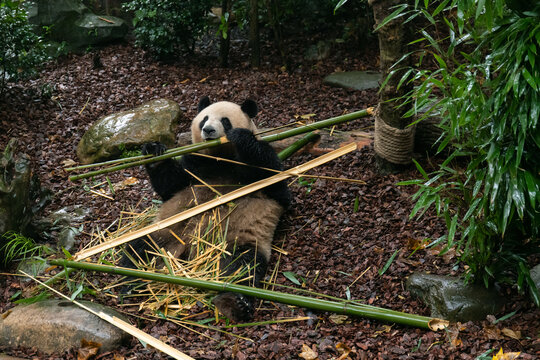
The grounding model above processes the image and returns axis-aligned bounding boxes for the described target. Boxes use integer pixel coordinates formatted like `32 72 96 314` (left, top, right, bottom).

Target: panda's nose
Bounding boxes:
202 126 217 137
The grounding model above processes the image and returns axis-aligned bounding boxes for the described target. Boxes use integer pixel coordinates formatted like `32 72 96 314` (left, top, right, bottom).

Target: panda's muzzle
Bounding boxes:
202 125 218 140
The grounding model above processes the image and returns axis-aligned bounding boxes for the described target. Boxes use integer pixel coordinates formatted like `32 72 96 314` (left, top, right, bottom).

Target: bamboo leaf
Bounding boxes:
378 249 400 276
283 271 301 286
374 4 409 31
522 68 538 90
412 159 429 180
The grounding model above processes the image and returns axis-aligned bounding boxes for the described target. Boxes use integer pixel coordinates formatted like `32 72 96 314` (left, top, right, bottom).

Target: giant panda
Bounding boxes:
120 96 291 322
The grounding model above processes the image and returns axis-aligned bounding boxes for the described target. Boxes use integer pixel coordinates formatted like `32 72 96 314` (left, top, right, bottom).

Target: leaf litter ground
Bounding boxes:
0 40 539 359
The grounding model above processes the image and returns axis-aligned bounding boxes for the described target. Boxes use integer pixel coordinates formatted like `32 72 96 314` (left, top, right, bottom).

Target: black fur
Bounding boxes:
241 99 258 118
198 96 211 112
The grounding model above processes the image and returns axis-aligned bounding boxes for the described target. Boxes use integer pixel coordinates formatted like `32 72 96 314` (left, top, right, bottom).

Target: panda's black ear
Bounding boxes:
241 99 258 118
198 96 211 113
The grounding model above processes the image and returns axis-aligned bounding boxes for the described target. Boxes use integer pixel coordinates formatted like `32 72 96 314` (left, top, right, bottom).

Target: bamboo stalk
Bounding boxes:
73 144 357 261
68 108 373 181
277 132 320 160
48 259 448 330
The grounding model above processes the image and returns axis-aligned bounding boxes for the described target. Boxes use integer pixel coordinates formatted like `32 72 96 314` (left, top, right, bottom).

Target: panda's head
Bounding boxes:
191 96 258 144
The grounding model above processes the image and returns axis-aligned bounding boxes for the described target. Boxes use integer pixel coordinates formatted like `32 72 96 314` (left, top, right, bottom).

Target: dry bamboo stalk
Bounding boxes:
73 143 356 261
20 271 194 360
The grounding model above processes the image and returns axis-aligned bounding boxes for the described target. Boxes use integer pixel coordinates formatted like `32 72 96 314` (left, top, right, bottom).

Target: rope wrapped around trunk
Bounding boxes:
374 113 416 165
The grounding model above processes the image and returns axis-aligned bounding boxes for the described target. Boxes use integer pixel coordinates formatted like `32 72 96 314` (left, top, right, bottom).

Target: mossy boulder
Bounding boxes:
77 99 182 164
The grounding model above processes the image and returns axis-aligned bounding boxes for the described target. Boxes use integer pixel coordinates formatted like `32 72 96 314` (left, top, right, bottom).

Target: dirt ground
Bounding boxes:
1 36 539 360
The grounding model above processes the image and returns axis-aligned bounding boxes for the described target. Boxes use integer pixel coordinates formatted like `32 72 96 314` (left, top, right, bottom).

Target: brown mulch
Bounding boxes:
1 38 539 360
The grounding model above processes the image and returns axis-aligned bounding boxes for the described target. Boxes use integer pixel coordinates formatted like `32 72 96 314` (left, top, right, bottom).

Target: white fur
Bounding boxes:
191 101 257 143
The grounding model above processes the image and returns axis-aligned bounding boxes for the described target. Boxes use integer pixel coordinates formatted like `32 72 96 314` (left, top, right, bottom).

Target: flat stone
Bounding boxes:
0 300 130 354
407 272 506 322
77 98 182 164
323 71 382 91
0 355 30 360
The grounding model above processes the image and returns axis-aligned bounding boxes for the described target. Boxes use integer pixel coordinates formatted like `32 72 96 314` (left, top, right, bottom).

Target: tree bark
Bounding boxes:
219 0 233 67
369 0 413 174
249 0 260 67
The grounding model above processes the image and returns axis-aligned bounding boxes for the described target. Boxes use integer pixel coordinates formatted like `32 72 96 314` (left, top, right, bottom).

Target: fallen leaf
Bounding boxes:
492 347 521 360
298 344 318 360
336 342 352 360
483 325 502 340
62 158 77 167
113 176 139 191
372 324 394 337
446 324 462 349
501 328 521 340
329 314 349 325
77 339 101 360
407 237 427 251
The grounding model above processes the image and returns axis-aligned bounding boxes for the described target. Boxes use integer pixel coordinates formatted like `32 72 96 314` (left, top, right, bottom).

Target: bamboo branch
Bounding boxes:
68 108 373 181
73 143 357 261
277 132 320 160
47 260 449 330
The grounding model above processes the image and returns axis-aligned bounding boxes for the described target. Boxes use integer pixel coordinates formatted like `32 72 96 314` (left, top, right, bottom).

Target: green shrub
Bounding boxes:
123 0 213 59
0 0 46 92
389 1 540 302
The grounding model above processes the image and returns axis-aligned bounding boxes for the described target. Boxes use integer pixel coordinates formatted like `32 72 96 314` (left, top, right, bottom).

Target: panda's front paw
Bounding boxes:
225 128 256 145
142 142 167 156
212 292 254 322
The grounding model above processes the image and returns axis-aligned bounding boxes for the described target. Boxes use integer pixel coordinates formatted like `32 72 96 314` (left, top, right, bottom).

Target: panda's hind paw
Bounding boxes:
212 292 254 322
142 142 167 156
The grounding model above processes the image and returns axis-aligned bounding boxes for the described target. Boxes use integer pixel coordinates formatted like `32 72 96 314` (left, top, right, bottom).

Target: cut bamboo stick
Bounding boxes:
73 143 357 261
47 260 449 330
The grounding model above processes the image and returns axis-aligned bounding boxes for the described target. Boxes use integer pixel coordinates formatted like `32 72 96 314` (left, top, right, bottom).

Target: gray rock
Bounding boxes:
27 0 127 48
0 139 51 253
407 272 506 322
531 264 540 292
0 300 130 354
323 71 382 91
35 205 90 250
66 13 128 48
77 99 182 164
0 354 30 360
304 40 332 61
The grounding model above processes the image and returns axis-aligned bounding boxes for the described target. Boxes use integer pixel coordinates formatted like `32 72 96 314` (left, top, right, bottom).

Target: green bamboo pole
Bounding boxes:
277 132 320 161
48 259 446 330
68 108 373 181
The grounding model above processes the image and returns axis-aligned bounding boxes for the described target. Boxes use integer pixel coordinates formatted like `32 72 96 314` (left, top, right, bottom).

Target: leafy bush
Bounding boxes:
123 0 213 59
0 0 46 92
390 1 540 302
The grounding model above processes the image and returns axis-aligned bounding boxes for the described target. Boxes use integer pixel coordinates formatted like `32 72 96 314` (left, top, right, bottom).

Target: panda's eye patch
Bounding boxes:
221 117 232 132
199 116 209 130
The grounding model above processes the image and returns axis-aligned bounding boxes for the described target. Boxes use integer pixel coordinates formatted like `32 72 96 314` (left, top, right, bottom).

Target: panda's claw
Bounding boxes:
142 142 167 156
212 292 255 322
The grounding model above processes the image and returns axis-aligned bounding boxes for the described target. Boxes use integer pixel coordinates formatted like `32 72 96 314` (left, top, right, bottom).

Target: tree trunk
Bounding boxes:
249 0 260 67
265 0 289 70
219 0 233 67
369 0 414 174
